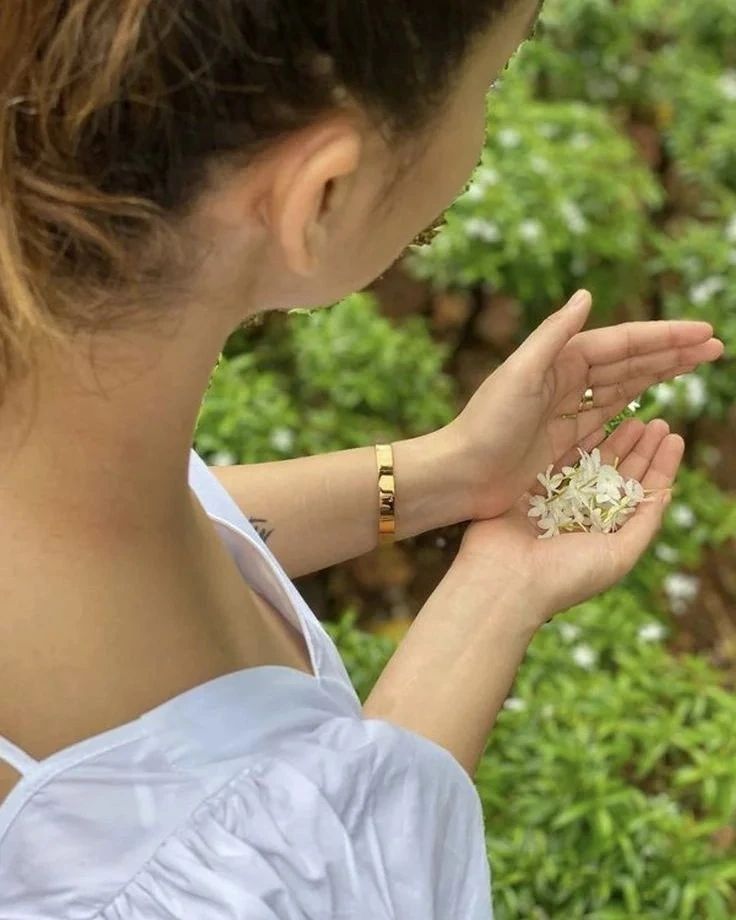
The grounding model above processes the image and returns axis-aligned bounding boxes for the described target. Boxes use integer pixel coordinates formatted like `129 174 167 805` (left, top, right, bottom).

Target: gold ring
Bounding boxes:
578 387 594 412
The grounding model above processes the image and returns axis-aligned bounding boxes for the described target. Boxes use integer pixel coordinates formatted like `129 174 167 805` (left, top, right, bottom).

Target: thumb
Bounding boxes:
615 489 671 565
516 289 592 372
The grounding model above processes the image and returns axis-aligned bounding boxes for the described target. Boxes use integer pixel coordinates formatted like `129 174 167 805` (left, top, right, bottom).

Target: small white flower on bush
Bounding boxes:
571 643 597 669
718 70 736 101
682 374 707 413
528 448 646 538
663 572 700 615
652 381 675 406
503 697 527 712
638 622 667 643
670 503 695 528
477 166 500 187
559 622 581 643
559 200 588 234
530 154 551 174
465 218 501 243
498 127 521 148
462 183 486 203
270 427 295 453
461 166 499 203
655 543 679 564
690 276 726 306
519 219 543 243
210 449 236 466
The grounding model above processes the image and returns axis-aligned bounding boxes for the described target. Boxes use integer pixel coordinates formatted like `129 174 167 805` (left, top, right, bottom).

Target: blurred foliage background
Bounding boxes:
195 0 736 915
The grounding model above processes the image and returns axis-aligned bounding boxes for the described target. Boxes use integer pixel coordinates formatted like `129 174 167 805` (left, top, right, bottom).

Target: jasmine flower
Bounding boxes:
670 504 695 528
571 644 597 669
528 448 647 538
663 572 700 614
638 622 667 643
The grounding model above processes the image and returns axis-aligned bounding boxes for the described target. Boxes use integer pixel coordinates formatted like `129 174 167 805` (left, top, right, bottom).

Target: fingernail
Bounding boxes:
567 290 589 310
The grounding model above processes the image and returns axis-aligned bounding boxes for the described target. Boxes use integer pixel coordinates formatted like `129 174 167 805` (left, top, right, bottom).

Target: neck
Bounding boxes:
0 304 230 549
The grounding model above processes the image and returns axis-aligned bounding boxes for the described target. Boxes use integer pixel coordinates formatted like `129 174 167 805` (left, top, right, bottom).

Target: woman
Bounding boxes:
0 1 723 917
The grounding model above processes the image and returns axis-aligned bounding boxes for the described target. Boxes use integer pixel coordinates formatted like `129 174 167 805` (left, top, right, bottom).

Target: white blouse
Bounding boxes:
0 447 494 919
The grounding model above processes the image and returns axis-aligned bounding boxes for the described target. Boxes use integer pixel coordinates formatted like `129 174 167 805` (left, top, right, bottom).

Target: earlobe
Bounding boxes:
277 128 362 278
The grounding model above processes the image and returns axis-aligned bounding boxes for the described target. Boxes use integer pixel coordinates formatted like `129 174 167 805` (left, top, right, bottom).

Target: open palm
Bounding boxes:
456 417 683 626
451 291 722 521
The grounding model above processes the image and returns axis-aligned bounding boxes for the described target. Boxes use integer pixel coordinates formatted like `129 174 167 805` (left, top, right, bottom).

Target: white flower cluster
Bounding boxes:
528 447 645 539
559 199 588 235
465 218 501 242
651 373 708 413
663 572 700 615
690 275 726 306
638 621 667 643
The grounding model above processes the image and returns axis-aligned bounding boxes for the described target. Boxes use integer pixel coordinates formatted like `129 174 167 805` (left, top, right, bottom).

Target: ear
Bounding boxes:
271 123 362 277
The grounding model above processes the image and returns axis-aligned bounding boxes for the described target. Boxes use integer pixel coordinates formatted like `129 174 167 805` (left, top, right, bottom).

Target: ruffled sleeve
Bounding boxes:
102 715 493 920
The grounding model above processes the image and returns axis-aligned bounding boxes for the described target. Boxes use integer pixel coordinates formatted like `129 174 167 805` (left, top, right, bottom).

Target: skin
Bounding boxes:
0 0 724 795
363 416 686 776
0 0 546 798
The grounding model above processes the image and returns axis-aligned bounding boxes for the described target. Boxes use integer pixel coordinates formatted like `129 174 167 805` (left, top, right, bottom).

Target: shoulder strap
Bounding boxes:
187 446 361 694
188 447 262 542
0 735 37 775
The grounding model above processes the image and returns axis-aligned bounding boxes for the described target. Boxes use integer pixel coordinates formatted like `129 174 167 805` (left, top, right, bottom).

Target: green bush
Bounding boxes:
516 0 735 120
512 0 667 110
642 216 736 420
325 594 736 919
193 1 736 913
407 79 661 326
194 293 457 462
650 48 736 199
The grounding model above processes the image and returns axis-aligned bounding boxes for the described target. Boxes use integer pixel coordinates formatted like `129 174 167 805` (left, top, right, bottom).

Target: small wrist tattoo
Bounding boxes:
249 517 275 543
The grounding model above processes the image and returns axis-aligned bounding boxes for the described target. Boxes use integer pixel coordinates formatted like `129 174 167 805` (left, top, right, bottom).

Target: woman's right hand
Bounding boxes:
455 416 683 627
363 417 682 777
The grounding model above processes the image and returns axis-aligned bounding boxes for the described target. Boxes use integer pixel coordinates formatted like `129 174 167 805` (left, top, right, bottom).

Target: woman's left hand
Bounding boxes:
443 289 724 520
455 417 684 625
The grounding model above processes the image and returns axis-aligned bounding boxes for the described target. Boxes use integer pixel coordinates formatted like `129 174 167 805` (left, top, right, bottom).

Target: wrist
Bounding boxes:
448 550 550 636
364 547 541 776
390 426 476 541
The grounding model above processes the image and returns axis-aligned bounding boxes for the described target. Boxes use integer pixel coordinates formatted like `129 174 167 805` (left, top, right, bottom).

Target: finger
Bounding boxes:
553 418 645 474
533 420 644 498
616 419 671 481
513 290 592 379
596 419 649 468
565 362 696 434
556 355 710 414
556 374 641 415
588 337 724 387
572 320 714 367
614 434 685 560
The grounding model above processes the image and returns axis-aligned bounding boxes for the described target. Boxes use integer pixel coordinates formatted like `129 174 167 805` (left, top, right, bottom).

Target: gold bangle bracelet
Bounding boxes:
375 443 396 545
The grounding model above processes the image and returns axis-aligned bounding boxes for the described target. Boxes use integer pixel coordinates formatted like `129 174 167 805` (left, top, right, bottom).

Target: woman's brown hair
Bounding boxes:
0 0 511 398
